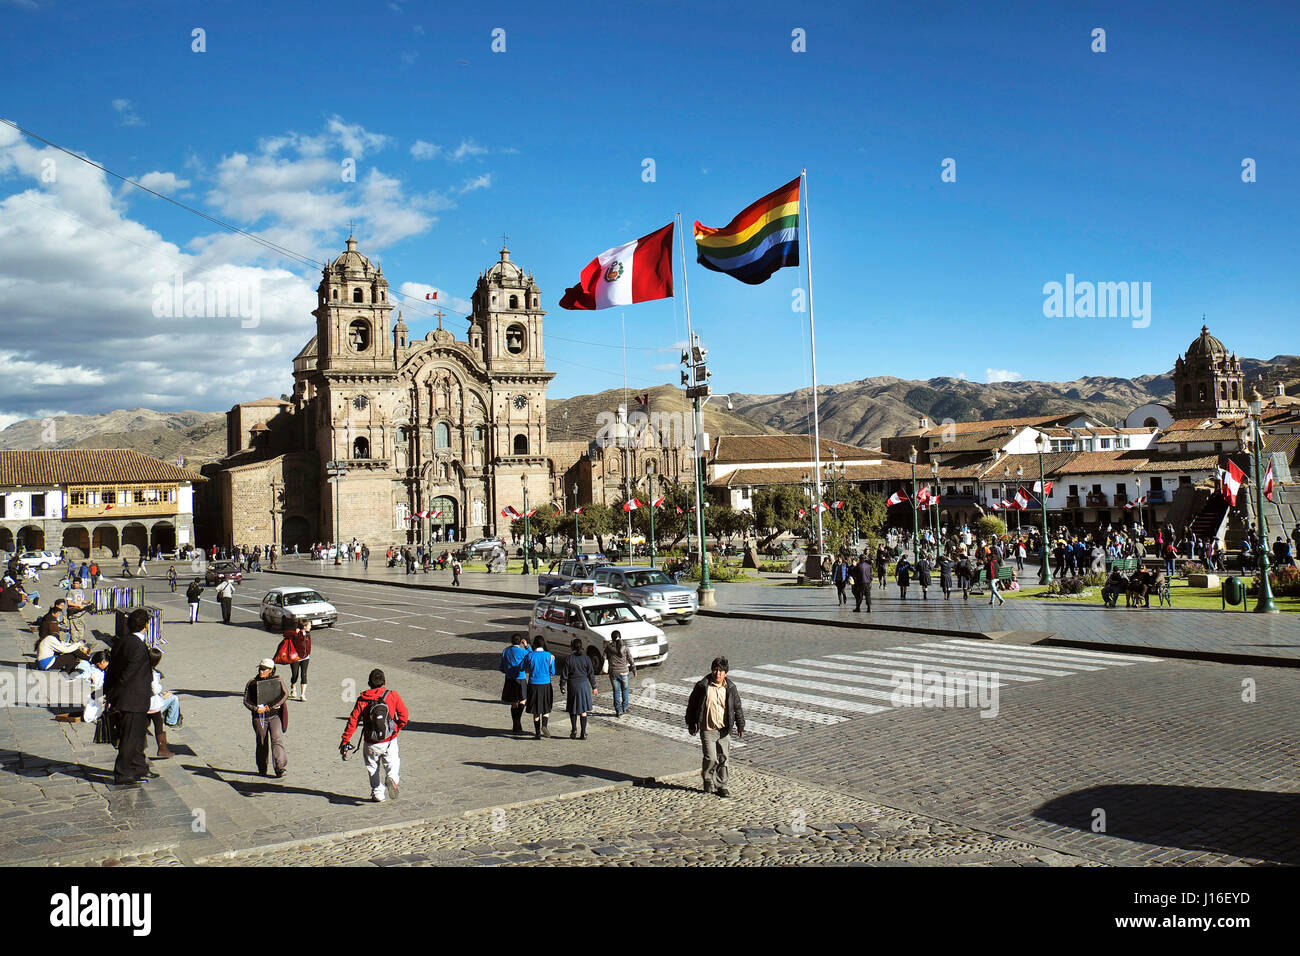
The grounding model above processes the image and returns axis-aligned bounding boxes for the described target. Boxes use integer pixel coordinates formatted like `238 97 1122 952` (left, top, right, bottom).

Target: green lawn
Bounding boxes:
1004 578 1300 612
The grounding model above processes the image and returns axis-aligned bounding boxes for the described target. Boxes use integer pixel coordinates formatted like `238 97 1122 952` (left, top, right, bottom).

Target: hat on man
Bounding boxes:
258 658 275 670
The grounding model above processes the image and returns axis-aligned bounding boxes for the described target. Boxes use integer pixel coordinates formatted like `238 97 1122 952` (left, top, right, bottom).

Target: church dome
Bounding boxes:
484 246 524 283
328 236 375 276
1185 324 1228 362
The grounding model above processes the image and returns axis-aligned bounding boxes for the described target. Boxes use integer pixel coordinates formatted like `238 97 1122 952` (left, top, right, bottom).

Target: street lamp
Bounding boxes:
930 460 940 541
325 460 347 565
521 474 531 576
646 460 657 568
1248 387 1277 613
1034 434 1051 585
571 483 579 557
907 447 919 562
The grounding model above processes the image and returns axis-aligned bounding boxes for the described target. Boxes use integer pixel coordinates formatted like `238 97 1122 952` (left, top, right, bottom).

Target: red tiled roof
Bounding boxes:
0 450 205 486
711 435 880 465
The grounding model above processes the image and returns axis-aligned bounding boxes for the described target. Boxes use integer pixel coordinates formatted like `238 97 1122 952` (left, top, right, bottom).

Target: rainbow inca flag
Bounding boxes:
693 176 800 284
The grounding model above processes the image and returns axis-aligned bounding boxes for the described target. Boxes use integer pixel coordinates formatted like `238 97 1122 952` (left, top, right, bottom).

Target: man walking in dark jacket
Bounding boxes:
853 555 872 612
104 608 155 786
685 657 745 797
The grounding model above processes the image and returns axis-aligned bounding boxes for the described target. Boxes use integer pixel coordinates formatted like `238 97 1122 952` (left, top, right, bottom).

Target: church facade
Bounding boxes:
200 236 560 550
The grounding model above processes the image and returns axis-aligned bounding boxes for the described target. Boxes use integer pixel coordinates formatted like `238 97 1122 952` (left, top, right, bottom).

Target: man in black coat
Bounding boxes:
853 555 872 612
685 657 745 797
104 608 155 786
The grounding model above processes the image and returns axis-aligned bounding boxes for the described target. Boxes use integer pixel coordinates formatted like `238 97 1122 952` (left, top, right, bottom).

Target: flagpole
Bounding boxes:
678 212 713 603
622 312 634 550
803 169 826 564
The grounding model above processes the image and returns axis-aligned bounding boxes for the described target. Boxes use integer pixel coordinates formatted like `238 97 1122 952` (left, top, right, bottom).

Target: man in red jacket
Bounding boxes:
340 668 409 802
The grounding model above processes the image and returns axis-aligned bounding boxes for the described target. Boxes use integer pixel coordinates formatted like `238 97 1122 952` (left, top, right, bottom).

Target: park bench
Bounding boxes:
969 566 1014 595
1108 557 1138 574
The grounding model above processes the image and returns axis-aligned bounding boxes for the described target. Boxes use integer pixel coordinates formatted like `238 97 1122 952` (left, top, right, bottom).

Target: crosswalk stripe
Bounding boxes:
791 658 1010 688
629 696 796 738
913 643 1105 671
620 714 744 748
735 668 920 704
720 680 890 715
753 664 988 701
653 683 849 725
943 638 1163 664
823 654 1039 683
845 649 1074 677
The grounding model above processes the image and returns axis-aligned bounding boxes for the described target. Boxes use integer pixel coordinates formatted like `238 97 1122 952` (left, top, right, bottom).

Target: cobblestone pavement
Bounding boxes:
199 768 1094 867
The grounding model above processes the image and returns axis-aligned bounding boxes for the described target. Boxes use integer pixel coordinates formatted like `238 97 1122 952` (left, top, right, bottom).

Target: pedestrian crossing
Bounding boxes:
618 639 1162 747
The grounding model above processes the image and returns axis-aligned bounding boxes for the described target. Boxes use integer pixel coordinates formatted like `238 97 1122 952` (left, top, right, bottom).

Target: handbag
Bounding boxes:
273 637 300 665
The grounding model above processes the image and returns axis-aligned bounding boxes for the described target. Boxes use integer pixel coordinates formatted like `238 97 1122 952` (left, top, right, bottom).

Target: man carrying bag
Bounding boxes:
340 668 409 803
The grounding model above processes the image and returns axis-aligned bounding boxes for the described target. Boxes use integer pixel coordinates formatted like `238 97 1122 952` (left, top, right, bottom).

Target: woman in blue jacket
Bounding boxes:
499 634 531 734
522 636 556 739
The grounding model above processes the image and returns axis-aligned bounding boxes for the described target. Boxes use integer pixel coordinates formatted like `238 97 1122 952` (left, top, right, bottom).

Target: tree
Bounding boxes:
527 504 563 552
629 478 691 550
975 515 1007 540
577 503 615 553
751 483 808 549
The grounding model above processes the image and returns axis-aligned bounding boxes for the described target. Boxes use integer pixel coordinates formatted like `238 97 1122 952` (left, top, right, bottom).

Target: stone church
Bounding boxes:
199 236 563 550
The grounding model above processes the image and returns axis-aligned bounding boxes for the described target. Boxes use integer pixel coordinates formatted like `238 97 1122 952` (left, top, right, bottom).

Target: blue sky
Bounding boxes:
0 0 1297 424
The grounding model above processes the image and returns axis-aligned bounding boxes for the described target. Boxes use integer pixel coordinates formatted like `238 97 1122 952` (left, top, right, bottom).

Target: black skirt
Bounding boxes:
525 683 553 716
501 676 526 704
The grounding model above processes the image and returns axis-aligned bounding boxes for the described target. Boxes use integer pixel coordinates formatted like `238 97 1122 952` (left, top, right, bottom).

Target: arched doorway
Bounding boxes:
0 527 13 552
92 525 119 557
62 526 90 560
16 525 44 551
427 496 458 544
283 515 312 552
150 521 176 554
121 523 148 559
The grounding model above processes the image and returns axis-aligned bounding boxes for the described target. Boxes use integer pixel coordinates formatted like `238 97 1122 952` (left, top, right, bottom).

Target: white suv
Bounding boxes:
529 588 668 665
17 550 61 570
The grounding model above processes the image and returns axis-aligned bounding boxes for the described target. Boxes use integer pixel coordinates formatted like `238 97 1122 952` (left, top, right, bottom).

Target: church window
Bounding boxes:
473 425 484 442
1220 382 1227 401
381 291 385 301
506 324 526 354
396 426 408 443
509 295 519 309
353 287 364 303
348 320 370 351
513 434 529 455
1231 382 1239 401
1197 384 1207 402
1182 385 1191 403
436 422 450 449
332 289 338 301
353 437 370 459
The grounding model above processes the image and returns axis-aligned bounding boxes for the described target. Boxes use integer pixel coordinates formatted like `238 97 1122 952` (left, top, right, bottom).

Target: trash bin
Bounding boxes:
1221 576 1246 610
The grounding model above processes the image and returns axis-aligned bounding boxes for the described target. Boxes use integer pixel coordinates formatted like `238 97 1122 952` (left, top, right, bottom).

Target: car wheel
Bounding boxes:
679 617 692 625
262 614 274 631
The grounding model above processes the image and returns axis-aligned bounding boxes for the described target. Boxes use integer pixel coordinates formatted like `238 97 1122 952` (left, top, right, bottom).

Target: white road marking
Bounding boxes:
912 643 1104 670
348 632 366 638
788 659 1009 689
712 679 890 715
846 649 1073 677
825 654 1039 683
652 683 849 726
736 667 916 704
407 625 426 630
629 695 796 738
942 638 1163 664
436 629 457 636
620 714 744 748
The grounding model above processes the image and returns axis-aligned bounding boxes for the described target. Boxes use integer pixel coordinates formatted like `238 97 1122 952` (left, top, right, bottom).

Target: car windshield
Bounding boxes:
625 571 671 588
284 591 325 606
581 603 640 627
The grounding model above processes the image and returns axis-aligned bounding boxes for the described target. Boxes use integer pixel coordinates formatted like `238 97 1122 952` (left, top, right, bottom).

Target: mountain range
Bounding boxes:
2 355 1296 462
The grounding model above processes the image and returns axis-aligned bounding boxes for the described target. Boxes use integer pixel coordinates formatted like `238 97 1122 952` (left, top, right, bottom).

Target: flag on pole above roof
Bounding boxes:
559 222 674 310
694 176 800 285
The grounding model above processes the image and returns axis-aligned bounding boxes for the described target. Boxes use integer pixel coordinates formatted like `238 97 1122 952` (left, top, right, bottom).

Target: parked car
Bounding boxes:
537 556 612 595
467 537 507 554
529 589 668 665
260 586 339 630
17 550 61 570
205 561 243 586
591 565 698 624
544 580 663 624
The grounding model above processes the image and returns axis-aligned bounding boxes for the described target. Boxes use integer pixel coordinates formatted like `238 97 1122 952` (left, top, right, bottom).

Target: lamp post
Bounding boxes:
1248 388 1277 613
907 448 919 562
1034 435 1051 585
325 460 346 565
930 460 940 542
521 475 531 576
646 460 657 568
571 484 580 557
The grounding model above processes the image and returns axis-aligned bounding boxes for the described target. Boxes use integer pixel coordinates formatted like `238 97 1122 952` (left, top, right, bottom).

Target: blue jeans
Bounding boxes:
1165 559 1175 576
610 674 629 714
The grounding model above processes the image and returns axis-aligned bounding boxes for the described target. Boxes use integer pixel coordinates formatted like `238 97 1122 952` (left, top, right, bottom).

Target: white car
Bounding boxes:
529 589 668 665
260 586 339 630
17 550 61 570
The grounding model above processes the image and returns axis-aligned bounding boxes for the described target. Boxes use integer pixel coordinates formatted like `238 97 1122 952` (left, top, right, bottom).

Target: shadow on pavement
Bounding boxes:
403 720 517 739
175 689 244 698
411 651 498 670
463 761 642 783
182 763 371 805
1033 784 1300 865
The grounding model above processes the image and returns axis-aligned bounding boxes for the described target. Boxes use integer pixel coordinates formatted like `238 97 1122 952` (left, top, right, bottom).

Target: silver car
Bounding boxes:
260 586 339 630
592 566 698 625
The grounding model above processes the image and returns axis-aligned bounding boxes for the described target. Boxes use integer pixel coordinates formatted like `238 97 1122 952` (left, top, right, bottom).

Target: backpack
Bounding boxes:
364 689 394 742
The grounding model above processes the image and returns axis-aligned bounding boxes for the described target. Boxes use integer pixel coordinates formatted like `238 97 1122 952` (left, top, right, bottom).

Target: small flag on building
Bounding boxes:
574 506 586 514
425 291 437 300
1264 460 1275 502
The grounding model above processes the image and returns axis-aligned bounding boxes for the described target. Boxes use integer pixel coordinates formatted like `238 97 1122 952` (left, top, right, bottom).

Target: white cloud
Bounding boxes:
985 368 1023 383
449 139 488 162
410 140 440 160
111 99 142 127
413 24 425 36
459 173 492 194
134 171 191 194
0 351 106 385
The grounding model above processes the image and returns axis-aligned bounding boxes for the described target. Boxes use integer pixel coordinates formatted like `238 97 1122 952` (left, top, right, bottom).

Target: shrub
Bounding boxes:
1048 577 1086 596
1080 571 1107 587
1248 565 1300 597
1181 561 1206 577
681 562 751 583
758 561 788 573
975 516 1007 539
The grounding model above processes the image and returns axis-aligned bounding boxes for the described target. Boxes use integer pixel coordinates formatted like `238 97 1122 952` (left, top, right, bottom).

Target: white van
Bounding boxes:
528 587 668 666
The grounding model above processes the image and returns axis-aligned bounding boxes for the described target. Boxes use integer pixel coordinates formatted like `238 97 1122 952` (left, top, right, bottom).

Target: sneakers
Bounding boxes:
716 788 730 798
388 778 399 800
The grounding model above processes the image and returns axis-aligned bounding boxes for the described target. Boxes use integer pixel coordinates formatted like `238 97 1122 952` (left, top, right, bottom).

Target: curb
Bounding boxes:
697 607 984 640
1043 637 1300 669
190 770 698 865
265 566 533 603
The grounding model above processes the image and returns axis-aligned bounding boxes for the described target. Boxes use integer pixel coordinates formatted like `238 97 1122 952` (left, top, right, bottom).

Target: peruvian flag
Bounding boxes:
1264 460 1275 502
675 506 683 515
886 491 908 506
915 486 932 503
559 222 674 310
1013 487 1031 510
1033 480 1054 496
430 509 444 518
574 506 586 514
931 495 940 507
652 496 665 508
797 508 808 520
1124 494 1148 511
831 500 845 510
817 502 829 512
1221 460 1245 507
990 501 1003 511
623 498 643 512
501 505 522 520
425 291 437 300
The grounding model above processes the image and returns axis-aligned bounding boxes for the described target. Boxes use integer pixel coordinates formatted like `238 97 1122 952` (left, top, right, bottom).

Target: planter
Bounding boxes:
1187 573 1219 589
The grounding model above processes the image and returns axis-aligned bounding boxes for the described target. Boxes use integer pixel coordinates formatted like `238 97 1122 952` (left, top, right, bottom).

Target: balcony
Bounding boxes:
66 500 179 520
1148 489 1168 503
1085 493 1108 508
1066 495 1081 509
1113 493 1128 507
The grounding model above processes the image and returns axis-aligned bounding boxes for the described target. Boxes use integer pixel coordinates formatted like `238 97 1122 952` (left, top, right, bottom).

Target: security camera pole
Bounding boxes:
326 461 346 565
681 331 715 607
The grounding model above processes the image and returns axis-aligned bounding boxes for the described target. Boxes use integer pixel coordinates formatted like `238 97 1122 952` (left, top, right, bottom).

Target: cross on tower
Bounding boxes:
434 308 445 331
348 219 357 236
501 232 509 247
